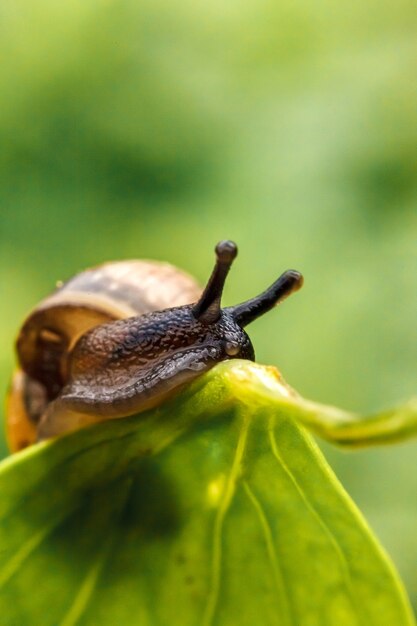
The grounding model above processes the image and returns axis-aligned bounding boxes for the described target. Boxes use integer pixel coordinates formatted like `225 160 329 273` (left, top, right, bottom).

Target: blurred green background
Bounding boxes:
1 0 416 610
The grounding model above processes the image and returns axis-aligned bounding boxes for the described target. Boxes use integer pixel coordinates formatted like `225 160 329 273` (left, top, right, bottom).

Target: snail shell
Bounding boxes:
8 260 201 452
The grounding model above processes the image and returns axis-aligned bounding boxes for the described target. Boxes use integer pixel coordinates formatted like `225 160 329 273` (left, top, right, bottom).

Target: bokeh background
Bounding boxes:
1 0 416 610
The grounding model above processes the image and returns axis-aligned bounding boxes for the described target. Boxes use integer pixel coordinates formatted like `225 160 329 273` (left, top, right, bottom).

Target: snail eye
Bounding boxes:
225 341 240 357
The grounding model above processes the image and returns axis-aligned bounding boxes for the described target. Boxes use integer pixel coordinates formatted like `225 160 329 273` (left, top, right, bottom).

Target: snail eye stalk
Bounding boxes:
193 241 237 324
227 270 303 328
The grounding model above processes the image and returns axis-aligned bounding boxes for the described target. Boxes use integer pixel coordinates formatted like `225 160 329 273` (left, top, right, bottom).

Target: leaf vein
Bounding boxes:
242 480 294 626
0 519 59 590
268 416 364 626
201 414 250 626
57 478 134 626
57 540 111 626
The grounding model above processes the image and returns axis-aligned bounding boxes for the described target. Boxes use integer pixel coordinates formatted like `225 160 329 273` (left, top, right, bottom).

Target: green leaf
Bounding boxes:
0 361 414 626
231 363 417 448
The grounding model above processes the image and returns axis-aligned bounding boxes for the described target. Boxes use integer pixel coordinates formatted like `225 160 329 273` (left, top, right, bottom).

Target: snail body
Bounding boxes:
7 241 303 452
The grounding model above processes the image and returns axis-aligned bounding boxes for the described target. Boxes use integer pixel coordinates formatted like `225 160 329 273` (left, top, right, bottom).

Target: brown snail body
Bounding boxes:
7 242 303 452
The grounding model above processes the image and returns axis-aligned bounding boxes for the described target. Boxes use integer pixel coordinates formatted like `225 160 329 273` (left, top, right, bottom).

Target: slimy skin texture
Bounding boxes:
61 307 254 417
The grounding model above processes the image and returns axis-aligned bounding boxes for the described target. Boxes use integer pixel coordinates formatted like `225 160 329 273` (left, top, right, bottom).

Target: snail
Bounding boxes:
6 241 303 452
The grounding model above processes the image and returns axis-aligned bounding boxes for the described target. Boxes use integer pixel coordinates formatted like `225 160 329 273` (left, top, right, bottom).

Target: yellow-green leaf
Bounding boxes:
0 361 414 625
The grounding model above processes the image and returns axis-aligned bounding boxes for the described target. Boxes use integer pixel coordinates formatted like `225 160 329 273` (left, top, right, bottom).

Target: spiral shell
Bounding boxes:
8 260 201 451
